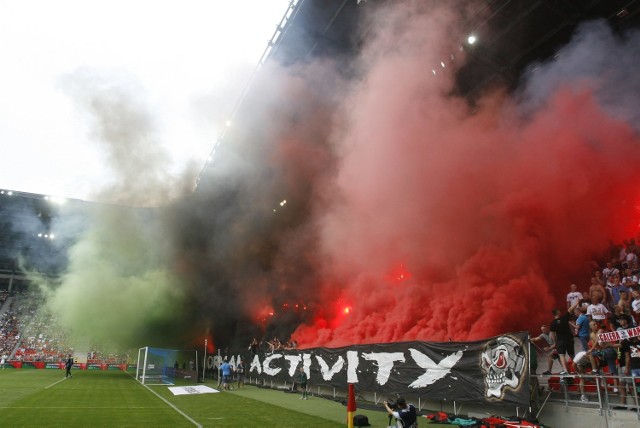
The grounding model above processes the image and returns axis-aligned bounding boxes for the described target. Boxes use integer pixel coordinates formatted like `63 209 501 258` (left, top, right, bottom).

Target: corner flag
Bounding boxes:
347 383 356 428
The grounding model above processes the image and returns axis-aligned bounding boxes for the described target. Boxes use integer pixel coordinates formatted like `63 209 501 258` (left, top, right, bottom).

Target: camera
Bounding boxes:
386 399 398 410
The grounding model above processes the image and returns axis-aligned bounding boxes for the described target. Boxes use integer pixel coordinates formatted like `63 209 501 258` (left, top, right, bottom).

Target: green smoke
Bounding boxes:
44 204 185 349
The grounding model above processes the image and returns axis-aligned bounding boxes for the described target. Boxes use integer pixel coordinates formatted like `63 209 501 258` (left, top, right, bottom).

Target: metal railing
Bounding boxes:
534 373 640 421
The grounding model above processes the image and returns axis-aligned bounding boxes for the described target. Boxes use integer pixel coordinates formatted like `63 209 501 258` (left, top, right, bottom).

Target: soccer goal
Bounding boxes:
136 347 198 385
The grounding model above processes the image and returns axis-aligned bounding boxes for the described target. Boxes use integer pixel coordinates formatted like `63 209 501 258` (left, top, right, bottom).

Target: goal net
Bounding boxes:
136 347 199 385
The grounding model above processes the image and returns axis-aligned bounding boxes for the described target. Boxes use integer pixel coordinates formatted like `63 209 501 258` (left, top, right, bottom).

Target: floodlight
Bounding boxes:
467 35 477 45
47 196 67 205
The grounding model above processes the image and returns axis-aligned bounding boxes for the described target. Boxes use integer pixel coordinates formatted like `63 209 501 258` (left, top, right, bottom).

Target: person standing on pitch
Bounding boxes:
236 359 245 389
220 359 232 390
65 355 73 378
296 366 308 399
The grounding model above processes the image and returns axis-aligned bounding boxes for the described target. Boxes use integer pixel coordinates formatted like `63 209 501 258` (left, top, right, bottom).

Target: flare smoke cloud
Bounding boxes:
34 2 640 351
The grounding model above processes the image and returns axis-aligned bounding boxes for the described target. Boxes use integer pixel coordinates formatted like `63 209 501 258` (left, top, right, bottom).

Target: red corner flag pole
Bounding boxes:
347 383 356 428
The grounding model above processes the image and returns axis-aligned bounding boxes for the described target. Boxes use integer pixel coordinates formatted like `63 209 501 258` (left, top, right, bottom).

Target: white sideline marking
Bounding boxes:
132 377 202 428
44 378 67 389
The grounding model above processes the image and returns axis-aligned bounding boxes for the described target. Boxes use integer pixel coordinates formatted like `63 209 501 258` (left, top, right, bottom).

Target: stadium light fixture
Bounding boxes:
46 195 67 205
467 35 477 45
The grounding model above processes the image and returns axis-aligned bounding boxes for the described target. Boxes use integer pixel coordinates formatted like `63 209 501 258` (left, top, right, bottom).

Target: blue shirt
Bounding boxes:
610 285 628 306
576 314 590 337
221 362 232 376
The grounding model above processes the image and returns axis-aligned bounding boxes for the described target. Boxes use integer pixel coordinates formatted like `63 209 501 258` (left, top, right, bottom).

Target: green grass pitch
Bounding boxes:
0 368 432 427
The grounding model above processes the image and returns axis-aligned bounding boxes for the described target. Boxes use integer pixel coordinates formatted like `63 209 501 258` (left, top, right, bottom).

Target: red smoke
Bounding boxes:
285 4 640 347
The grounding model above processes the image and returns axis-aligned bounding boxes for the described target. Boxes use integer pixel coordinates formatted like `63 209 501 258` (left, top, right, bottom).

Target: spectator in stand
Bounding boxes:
587 297 610 330
622 268 639 290
603 262 620 284
588 321 620 393
531 325 559 375
609 276 627 307
610 306 633 330
580 292 591 308
248 338 259 356
589 278 607 306
619 243 629 267
617 290 633 319
605 273 617 299
631 290 640 324
566 284 583 309
594 270 606 287
625 249 638 271
573 350 598 402
550 299 580 375
575 306 591 352
616 317 632 406
620 331 640 394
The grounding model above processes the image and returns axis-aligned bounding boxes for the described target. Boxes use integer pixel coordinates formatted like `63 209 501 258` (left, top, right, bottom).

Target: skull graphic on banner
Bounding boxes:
480 336 526 399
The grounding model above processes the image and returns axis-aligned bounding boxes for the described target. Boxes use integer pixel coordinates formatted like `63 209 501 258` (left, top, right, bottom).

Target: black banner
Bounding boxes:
246 332 529 406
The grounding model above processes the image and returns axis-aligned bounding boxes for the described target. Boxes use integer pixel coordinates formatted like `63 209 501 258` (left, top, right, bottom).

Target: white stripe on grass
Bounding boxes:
44 377 68 389
137 381 202 428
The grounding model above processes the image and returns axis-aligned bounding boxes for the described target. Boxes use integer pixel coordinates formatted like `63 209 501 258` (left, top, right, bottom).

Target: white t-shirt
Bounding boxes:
567 291 583 307
587 303 609 320
603 267 620 279
632 299 640 314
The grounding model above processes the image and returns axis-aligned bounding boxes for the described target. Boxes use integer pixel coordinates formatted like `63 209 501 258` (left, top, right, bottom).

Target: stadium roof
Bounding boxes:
271 0 640 98
195 0 640 185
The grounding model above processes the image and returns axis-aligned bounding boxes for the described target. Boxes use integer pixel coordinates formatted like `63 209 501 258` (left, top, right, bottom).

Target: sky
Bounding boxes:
0 0 291 202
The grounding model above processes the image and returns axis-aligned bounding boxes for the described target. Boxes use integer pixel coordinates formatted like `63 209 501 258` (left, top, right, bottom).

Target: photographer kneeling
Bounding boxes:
383 397 417 427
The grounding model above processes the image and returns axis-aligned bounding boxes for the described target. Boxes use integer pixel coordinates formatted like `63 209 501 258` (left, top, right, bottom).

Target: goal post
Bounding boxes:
136 347 198 385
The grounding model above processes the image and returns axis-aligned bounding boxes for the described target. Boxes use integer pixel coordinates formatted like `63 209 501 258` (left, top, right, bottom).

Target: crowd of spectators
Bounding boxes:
532 237 640 405
0 291 73 362
0 292 19 359
86 346 130 364
11 293 73 362
248 336 297 355
0 290 128 364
